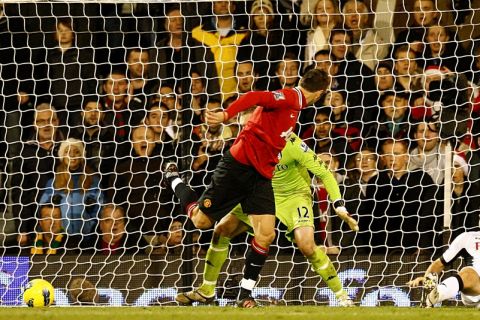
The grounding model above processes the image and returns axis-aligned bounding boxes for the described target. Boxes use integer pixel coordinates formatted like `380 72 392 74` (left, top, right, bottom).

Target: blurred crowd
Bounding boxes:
0 0 479 258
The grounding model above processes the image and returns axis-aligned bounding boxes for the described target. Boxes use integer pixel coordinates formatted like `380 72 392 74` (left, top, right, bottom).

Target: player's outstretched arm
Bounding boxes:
288 134 359 231
407 259 445 287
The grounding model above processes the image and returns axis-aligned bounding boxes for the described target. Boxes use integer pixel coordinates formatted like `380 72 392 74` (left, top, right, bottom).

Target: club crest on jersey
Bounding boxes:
273 91 285 101
203 199 212 208
300 142 308 152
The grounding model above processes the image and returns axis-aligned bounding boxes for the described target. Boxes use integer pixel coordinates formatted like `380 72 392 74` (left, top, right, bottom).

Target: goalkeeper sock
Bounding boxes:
238 238 269 299
199 235 231 297
308 246 343 295
437 275 462 302
172 182 198 217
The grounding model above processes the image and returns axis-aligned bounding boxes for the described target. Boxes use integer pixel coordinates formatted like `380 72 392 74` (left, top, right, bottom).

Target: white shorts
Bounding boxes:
461 292 480 307
460 266 480 308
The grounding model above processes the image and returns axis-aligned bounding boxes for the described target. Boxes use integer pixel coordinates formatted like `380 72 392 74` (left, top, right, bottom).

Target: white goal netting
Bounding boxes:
0 0 479 307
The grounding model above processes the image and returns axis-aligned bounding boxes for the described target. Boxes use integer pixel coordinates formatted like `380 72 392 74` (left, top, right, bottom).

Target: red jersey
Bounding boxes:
224 88 307 179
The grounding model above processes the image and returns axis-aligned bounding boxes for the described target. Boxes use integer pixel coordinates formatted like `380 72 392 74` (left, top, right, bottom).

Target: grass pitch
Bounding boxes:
0 306 477 320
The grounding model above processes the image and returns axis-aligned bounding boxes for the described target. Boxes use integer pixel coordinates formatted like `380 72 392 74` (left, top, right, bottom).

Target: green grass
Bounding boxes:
0 306 477 320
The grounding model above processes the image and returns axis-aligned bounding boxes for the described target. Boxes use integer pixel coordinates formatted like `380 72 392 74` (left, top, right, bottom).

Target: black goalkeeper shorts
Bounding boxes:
198 150 275 222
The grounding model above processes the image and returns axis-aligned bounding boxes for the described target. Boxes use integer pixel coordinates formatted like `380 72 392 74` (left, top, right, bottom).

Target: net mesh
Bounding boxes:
0 0 478 306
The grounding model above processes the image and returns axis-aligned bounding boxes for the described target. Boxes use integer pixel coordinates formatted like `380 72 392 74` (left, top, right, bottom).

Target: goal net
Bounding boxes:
0 0 478 307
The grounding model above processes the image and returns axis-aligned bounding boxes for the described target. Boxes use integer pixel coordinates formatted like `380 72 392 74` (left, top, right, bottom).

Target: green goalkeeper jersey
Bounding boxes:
272 133 341 202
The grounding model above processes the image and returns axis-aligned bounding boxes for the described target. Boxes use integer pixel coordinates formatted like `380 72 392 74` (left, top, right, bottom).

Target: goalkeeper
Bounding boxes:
176 133 358 306
407 230 480 308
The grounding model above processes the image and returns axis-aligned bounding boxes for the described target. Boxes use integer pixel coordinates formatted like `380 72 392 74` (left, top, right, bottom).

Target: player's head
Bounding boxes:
299 69 330 104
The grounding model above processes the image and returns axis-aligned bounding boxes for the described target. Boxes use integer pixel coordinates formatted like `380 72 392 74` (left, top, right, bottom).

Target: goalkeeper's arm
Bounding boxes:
290 134 358 231
407 259 445 287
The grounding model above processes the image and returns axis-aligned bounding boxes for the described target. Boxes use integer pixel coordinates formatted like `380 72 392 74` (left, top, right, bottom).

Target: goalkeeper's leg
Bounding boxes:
294 226 353 306
176 213 249 305
427 267 480 307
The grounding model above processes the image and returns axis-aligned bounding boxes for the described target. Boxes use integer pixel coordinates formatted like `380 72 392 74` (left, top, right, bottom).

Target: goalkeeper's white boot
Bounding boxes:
176 289 215 305
337 291 354 307
424 273 439 308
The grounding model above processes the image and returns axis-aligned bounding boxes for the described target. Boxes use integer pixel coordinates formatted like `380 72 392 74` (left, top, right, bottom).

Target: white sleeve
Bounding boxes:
442 232 468 265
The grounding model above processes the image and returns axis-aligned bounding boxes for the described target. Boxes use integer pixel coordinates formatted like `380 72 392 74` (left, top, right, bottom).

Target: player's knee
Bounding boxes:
459 268 478 290
191 213 213 230
297 241 315 257
254 231 276 248
214 222 235 238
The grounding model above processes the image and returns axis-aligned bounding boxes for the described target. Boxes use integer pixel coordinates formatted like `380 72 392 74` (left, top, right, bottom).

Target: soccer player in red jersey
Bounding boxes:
164 68 329 307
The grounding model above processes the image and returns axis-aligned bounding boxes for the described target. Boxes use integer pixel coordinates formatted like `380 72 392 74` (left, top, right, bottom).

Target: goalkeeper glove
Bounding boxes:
333 200 359 232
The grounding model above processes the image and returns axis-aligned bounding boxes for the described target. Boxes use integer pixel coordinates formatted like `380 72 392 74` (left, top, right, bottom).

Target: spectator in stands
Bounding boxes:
359 139 439 255
12 103 65 246
70 98 115 188
303 107 352 169
192 1 247 97
39 138 103 239
408 121 445 185
190 98 235 195
150 4 219 97
346 147 379 197
110 125 174 249
190 70 208 126
95 204 147 255
467 118 480 185
36 18 96 127
144 103 177 157
153 82 181 112
102 67 143 160
304 0 342 68
375 60 395 92
30 202 71 255
237 0 290 91
268 52 301 91
322 90 361 152
155 218 185 255
342 0 390 72
365 91 411 149
328 29 377 129
127 48 155 107
395 0 439 57
424 24 473 78
344 147 379 251
393 45 423 93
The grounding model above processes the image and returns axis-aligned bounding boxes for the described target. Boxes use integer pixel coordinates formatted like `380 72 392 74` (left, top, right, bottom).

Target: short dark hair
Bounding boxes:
101 204 125 220
314 106 335 123
299 69 329 93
